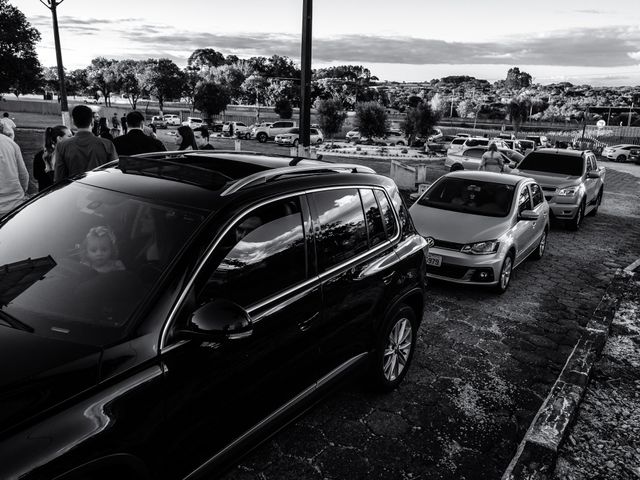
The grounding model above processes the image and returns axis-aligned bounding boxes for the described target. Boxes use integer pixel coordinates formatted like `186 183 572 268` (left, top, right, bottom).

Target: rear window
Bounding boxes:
464 148 485 158
452 139 466 145
518 152 584 176
465 139 489 147
418 177 515 217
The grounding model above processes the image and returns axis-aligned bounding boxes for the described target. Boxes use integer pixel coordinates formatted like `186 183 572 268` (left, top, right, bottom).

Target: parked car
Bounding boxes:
345 127 361 142
150 116 168 129
409 170 550 293
275 127 324 146
445 146 523 172
182 117 206 129
425 134 457 153
0 151 427 480
513 148 605 230
518 140 537 155
163 114 181 126
252 121 297 142
630 148 640 164
525 135 551 148
362 130 406 146
427 128 443 142
601 144 640 162
248 122 273 139
222 121 251 138
447 137 505 156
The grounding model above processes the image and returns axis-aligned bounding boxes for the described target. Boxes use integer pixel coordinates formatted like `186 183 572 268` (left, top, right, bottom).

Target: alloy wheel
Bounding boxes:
500 256 513 290
383 317 413 382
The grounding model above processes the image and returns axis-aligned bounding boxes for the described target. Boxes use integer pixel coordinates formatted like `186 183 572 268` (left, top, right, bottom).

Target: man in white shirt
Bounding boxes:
0 133 29 217
0 113 17 140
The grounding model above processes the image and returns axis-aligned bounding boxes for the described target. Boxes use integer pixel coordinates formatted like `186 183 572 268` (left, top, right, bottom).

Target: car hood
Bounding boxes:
0 326 101 435
410 204 511 244
514 169 582 188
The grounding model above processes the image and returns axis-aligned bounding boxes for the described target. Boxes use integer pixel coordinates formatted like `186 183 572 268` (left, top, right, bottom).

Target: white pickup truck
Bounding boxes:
252 120 297 143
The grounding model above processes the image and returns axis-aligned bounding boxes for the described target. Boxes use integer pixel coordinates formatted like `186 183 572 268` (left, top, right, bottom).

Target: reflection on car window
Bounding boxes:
360 189 386 247
531 184 544 207
312 189 368 271
0 183 204 346
202 197 306 308
374 189 397 239
418 177 515 217
518 186 532 213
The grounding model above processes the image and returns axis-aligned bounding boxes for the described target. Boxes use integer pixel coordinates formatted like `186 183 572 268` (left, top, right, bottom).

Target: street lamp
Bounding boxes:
40 0 70 127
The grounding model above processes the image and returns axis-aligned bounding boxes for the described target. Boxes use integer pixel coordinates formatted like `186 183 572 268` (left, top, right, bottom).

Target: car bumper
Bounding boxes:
425 247 502 285
546 200 580 219
276 139 294 145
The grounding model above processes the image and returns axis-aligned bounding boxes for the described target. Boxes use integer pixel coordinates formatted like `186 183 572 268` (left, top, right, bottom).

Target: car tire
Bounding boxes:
369 304 417 392
450 164 464 172
567 201 585 231
616 154 626 162
257 132 268 143
317 138 323 144
587 189 603 217
530 229 548 260
493 253 514 294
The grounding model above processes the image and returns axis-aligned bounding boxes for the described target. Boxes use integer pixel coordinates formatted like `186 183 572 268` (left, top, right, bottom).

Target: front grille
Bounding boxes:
426 263 469 279
433 239 464 251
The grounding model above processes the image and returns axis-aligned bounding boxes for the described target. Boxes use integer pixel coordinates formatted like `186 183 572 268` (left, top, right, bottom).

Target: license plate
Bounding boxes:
426 254 442 267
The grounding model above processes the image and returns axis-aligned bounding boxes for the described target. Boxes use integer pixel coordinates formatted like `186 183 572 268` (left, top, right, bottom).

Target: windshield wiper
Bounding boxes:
0 309 34 333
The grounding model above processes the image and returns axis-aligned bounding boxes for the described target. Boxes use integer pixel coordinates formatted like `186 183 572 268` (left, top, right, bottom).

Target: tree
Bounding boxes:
0 0 42 98
355 101 388 140
274 98 293 119
66 68 89 98
316 98 346 146
194 81 231 118
507 96 531 134
10 51 43 98
402 102 440 146
187 48 226 71
86 57 119 106
456 99 478 119
138 58 184 114
115 60 145 109
505 67 532 90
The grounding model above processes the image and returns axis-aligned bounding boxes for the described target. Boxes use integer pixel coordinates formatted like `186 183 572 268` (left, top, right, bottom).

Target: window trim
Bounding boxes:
160 185 401 351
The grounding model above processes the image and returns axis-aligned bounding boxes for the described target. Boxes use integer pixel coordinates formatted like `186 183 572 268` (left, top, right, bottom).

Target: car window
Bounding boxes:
201 197 306 308
530 184 544 207
237 122 246 127
518 152 583 176
451 139 466 145
464 148 485 158
592 156 598 169
310 129 319 135
518 186 532 213
418 177 515 217
586 157 594 171
465 139 489 147
374 190 398 239
360 189 386 247
312 189 368 272
0 183 204 346
272 122 284 128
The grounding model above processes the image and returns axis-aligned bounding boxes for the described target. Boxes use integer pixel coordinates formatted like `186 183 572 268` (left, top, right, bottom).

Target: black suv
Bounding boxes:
0 151 427 479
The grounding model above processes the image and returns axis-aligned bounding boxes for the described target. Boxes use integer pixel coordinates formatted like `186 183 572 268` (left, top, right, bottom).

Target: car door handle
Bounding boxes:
298 312 319 332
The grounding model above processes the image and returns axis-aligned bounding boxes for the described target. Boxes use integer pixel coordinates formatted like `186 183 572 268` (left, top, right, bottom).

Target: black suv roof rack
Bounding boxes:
220 164 376 196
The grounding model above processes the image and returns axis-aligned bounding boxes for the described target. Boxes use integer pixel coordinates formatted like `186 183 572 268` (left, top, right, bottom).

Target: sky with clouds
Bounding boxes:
18 0 640 86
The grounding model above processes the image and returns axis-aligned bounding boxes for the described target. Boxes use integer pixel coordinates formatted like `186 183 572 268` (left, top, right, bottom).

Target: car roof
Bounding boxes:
77 152 381 213
446 170 525 186
531 148 587 157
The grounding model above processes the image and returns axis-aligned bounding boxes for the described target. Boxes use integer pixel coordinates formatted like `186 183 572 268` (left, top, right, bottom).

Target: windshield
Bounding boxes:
0 183 204 346
418 177 515 217
518 152 584 176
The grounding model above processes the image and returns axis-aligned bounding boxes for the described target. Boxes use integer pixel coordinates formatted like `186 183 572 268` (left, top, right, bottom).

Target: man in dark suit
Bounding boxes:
193 126 214 150
113 111 166 156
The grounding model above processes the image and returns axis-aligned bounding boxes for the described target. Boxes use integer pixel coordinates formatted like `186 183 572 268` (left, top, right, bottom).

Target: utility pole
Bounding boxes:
299 0 313 156
40 0 70 127
628 101 634 127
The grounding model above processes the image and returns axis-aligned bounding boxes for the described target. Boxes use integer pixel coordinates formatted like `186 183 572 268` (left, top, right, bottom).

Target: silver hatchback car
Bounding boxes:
409 171 550 293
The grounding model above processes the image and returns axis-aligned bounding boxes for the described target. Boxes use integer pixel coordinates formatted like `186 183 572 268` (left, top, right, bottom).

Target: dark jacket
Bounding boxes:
33 149 54 191
113 129 167 156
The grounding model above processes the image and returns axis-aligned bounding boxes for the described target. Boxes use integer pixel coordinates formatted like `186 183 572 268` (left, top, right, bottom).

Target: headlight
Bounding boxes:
461 241 500 255
557 187 579 196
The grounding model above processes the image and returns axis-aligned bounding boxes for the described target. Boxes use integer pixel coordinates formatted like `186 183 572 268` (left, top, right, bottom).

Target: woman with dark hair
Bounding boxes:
175 125 198 150
98 117 113 141
33 125 72 190
479 142 504 173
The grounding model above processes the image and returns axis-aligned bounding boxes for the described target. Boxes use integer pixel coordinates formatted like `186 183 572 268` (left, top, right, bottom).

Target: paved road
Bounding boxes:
218 159 640 480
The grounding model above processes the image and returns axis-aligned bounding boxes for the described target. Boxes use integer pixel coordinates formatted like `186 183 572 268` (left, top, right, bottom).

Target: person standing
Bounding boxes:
33 125 73 191
193 126 214 150
120 115 128 134
111 113 120 131
479 143 505 173
0 133 29 217
0 113 17 140
113 111 167 155
175 125 197 150
54 105 118 182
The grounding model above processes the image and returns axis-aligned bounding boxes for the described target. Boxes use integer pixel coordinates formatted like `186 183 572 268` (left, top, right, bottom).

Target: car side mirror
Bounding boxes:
519 209 539 221
587 170 601 179
182 299 253 341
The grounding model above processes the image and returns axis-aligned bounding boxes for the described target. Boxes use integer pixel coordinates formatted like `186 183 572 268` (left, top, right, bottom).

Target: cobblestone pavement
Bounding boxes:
553 270 640 480
220 163 640 480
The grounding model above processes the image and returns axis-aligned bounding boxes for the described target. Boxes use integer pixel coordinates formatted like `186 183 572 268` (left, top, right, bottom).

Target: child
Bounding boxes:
81 226 126 273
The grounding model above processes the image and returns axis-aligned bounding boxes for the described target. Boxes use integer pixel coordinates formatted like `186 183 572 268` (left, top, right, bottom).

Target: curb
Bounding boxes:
502 268 636 480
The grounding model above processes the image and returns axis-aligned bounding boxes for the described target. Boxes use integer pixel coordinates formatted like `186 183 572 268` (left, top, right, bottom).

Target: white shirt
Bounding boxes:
0 117 17 140
0 134 29 215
